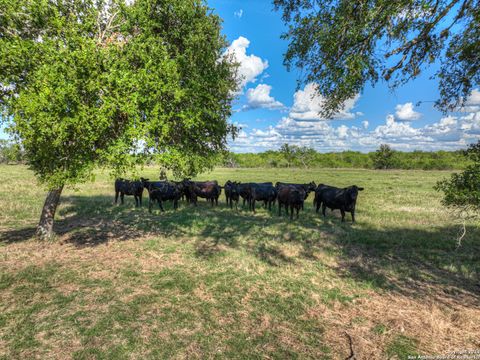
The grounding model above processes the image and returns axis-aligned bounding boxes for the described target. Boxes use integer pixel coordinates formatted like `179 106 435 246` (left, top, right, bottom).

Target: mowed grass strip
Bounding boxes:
0 165 479 359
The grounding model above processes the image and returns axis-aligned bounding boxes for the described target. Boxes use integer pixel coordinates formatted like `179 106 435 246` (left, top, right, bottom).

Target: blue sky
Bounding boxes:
211 0 480 153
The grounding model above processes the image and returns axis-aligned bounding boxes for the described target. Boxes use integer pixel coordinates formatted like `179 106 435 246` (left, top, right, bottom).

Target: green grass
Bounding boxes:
0 165 479 359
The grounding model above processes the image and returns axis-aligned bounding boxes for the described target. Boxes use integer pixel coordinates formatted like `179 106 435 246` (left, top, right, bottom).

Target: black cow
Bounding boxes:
250 184 277 213
115 178 147 207
187 181 221 206
224 180 240 209
314 184 364 222
237 182 273 208
146 180 187 202
277 185 306 219
147 182 182 213
276 181 316 208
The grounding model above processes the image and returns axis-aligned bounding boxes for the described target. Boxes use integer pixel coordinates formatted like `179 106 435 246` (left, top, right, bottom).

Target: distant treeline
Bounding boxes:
221 146 471 170
0 139 470 171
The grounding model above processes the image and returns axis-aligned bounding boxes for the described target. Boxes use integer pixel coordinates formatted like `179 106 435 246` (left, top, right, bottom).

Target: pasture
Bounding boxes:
0 165 479 359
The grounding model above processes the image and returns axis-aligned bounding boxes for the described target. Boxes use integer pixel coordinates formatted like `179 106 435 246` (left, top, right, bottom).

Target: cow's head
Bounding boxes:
230 182 240 196
173 181 186 193
346 185 364 202
306 181 317 193
140 177 150 188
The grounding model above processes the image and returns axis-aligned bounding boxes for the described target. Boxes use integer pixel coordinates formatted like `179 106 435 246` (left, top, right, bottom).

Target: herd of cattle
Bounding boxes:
114 178 364 222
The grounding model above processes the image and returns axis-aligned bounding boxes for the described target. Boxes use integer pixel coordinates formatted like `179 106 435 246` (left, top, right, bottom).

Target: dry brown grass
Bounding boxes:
314 291 480 359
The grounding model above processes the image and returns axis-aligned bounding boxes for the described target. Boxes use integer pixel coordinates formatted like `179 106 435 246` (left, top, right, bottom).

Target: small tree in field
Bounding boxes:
279 143 297 167
296 146 316 169
0 0 237 240
435 141 480 245
373 144 395 169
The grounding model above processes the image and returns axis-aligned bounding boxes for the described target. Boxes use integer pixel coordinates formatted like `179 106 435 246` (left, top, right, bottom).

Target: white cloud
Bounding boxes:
223 37 268 90
289 83 360 121
229 89 480 153
465 89 480 106
234 9 243 18
337 125 349 139
460 89 480 113
395 102 421 121
243 84 284 111
230 109 480 153
374 114 419 138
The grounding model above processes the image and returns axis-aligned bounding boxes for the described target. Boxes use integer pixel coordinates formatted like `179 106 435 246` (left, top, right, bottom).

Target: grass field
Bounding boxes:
0 165 479 359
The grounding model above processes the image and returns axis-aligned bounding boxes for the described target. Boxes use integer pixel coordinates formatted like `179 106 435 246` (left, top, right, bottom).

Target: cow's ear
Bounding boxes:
358 187 364 191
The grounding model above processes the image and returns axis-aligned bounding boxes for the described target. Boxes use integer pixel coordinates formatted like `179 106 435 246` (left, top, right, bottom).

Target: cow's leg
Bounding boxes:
159 200 164 212
149 198 154 213
296 206 299 219
174 199 178 210
252 199 256 213
139 194 142 207
278 202 281 216
120 193 125 205
290 205 294 220
351 210 355 223
316 199 321 213
115 191 119 204
340 209 346 222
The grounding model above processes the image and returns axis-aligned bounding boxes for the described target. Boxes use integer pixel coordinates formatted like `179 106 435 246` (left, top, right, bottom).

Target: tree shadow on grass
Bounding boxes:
1 193 479 306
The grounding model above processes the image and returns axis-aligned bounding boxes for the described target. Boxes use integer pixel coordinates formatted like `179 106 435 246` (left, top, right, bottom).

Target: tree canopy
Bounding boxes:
0 0 237 238
273 0 480 117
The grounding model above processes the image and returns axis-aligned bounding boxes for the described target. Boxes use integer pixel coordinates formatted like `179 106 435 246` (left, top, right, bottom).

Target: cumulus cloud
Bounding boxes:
243 84 284 111
460 89 480 113
223 37 268 89
229 85 480 153
395 102 421 121
229 109 480 153
289 83 360 121
234 9 243 18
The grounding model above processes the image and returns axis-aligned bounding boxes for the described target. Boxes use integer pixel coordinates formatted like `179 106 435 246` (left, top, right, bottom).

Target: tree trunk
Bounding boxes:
36 186 63 241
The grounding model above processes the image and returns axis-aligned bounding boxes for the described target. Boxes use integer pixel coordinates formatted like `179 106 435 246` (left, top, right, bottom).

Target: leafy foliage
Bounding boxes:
0 0 237 189
435 141 480 214
278 143 318 168
273 0 480 117
372 144 395 169
0 139 24 164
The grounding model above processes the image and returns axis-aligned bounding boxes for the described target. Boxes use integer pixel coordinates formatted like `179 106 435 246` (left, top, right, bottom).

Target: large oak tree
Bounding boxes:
0 0 237 239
